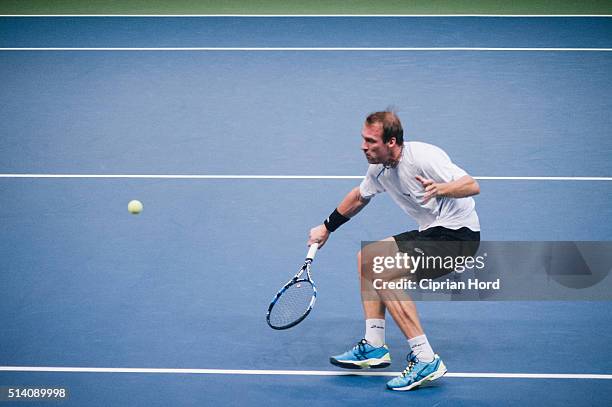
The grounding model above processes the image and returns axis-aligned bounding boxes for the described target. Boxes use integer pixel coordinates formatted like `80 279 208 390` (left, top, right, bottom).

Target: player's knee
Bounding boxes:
358 248 377 280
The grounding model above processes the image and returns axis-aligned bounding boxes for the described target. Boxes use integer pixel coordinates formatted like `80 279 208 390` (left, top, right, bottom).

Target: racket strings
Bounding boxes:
268 280 315 328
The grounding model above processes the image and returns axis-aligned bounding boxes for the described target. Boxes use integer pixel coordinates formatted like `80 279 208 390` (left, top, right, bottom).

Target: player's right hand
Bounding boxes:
308 224 330 249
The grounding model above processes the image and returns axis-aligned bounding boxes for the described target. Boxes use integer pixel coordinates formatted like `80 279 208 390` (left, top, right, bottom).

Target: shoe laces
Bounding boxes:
353 339 369 353
401 352 419 378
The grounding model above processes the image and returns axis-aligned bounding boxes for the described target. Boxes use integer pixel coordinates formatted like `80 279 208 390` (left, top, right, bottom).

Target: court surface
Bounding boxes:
1 16 611 406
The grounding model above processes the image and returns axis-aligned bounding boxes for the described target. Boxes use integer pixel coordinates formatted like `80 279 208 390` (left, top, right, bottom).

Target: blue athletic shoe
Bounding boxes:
386 353 447 391
329 339 391 369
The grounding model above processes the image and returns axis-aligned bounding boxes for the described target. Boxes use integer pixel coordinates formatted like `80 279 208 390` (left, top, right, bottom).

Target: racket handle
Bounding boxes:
306 242 319 261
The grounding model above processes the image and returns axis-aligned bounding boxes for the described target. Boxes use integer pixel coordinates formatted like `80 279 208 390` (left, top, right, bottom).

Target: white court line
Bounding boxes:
1 47 612 52
0 174 611 181
1 15 612 17
0 174 362 179
0 366 611 379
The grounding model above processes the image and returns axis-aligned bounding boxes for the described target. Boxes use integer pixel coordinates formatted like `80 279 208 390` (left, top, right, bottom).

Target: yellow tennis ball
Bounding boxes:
128 200 143 214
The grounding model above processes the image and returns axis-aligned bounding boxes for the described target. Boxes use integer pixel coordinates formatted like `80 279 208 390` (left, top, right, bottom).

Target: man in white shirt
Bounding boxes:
308 111 480 391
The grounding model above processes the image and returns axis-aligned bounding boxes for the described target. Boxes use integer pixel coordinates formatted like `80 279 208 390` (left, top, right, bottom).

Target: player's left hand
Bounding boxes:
415 175 446 204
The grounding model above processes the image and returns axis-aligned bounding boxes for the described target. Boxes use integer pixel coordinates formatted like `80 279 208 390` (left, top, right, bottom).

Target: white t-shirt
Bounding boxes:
359 141 480 232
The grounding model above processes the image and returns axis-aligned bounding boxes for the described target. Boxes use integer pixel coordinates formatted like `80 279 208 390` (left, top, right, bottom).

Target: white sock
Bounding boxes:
408 334 435 362
364 319 385 347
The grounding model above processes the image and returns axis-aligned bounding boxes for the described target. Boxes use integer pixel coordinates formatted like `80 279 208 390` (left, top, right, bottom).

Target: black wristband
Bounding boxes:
324 208 350 232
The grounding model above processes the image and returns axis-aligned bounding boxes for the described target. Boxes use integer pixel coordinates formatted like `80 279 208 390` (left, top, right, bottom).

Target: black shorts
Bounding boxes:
393 226 480 281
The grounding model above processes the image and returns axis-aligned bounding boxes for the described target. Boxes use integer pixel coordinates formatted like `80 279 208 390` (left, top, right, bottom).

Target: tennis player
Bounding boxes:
308 111 480 391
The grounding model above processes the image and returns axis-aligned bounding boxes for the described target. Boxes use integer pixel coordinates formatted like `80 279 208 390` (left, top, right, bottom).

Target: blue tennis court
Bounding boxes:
1 16 611 406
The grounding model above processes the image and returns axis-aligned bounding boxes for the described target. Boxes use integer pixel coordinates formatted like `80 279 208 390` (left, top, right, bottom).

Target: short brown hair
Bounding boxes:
365 111 404 145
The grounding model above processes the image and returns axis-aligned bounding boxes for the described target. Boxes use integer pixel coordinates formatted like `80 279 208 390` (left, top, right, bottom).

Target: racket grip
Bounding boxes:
306 242 319 261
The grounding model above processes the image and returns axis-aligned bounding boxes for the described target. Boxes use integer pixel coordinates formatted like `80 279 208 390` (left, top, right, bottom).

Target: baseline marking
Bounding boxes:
1 47 611 52
1 366 611 379
0 174 611 181
1 15 612 18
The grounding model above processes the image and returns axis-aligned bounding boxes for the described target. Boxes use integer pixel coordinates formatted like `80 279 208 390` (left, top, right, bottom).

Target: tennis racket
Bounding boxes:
266 243 319 330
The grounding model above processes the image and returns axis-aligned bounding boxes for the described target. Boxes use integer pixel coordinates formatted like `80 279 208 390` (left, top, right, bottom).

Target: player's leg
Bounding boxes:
382 231 462 390
359 238 389 320
379 284 447 390
359 237 428 339
378 291 425 339
328 238 396 369
360 238 439 381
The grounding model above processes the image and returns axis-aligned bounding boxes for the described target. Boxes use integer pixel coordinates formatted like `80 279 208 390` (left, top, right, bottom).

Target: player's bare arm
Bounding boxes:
308 186 370 248
416 175 480 204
